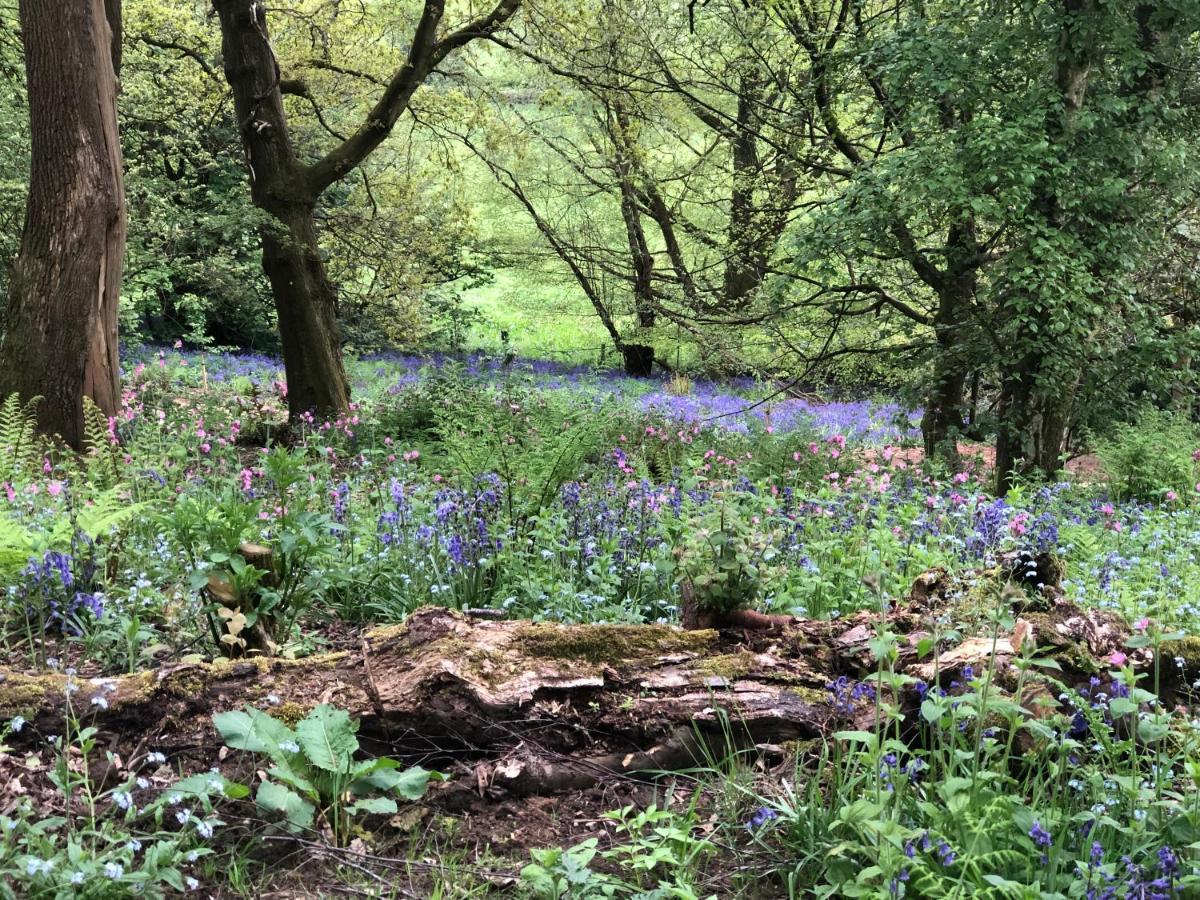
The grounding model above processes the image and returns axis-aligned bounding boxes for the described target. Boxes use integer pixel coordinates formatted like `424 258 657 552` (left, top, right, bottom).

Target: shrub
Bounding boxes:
1094 408 1197 501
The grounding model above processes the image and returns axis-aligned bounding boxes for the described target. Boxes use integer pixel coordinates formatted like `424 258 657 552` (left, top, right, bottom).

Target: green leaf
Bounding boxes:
256 781 315 831
1109 698 1137 718
392 766 434 801
346 796 398 816
296 704 359 772
214 707 297 763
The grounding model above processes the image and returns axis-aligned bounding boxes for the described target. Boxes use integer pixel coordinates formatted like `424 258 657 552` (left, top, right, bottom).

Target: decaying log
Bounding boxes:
0 576 1188 796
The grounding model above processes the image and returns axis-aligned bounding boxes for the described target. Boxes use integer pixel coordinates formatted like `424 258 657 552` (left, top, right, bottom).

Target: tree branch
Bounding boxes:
303 0 520 194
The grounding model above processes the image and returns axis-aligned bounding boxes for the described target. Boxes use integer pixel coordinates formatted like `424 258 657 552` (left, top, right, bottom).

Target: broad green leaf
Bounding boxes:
296 704 359 772
345 796 398 816
214 707 297 763
256 782 315 830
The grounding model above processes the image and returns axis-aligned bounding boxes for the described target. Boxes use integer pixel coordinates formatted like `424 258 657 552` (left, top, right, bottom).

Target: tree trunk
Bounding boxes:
622 344 655 377
921 220 976 468
260 201 351 420
1 593 1159 796
0 0 124 449
212 0 350 422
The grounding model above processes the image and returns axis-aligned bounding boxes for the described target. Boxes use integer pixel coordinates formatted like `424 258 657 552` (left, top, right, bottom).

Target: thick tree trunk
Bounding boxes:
0 0 124 449
622 344 655 377
1 586 1158 797
921 221 976 468
260 202 351 420
212 0 350 422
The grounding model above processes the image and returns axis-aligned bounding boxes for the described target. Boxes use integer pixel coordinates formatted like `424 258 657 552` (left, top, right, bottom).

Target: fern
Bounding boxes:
0 393 45 480
82 396 122 485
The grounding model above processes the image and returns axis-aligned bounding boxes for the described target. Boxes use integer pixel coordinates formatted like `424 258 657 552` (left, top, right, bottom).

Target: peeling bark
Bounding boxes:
0 575 1166 797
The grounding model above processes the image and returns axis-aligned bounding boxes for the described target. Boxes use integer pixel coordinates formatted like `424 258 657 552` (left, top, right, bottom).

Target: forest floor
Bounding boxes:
0 349 1195 898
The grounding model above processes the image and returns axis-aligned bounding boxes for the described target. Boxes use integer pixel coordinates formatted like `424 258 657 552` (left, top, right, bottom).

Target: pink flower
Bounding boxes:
1133 617 1150 632
173 339 183 349
46 481 63 497
1109 651 1127 667
1166 491 1178 502
952 471 969 484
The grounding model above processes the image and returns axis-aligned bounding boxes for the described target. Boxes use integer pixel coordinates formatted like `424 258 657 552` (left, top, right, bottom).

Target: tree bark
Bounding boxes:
212 0 519 422
0 0 125 449
211 0 349 422
1 589 1157 797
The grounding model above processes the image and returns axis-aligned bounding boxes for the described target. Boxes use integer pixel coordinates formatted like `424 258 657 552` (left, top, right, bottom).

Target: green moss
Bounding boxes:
696 650 759 680
272 702 307 727
515 623 716 664
0 673 58 716
1162 636 1200 669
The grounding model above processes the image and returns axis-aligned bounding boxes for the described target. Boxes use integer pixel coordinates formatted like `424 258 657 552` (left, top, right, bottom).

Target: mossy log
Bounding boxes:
0 586 1172 796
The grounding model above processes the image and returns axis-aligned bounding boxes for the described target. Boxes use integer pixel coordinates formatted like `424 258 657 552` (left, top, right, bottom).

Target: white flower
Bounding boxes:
104 862 124 880
9 716 24 733
186 850 199 862
266 694 281 706
196 819 214 839
136 777 149 789
185 877 199 890
26 858 53 876
112 791 132 810
91 696 108 710
126 840 142 852
146 751 166 764
278 740 300 754
70 872 84 884
176 809 191 825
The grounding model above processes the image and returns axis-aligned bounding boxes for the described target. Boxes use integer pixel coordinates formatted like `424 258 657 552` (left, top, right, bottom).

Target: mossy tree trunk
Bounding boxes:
1 595 1156 796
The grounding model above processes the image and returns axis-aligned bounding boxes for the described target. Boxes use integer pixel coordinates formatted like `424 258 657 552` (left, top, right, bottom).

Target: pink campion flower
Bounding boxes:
42 458 52 474
199 443 211 454
173 340 183 349
809 442 820 455
240 469 254 491
47 481 63 497
1166 491 1178 502
1108 520 1123 534
1134 617 1150 631
952 471 969 484
1101 503 1114 516
1010 511 1030 537
792 451 802 462
2 483 14 503
1110 651 1128 666
882 445 896 463
1193 449 1200 462
829 448 841 459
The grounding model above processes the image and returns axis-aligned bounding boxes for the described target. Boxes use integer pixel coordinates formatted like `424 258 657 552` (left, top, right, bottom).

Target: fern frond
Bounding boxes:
81 397 121 485
0 393 46 480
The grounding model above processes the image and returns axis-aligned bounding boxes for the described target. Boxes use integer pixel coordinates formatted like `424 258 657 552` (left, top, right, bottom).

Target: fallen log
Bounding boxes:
0 583 1182 796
